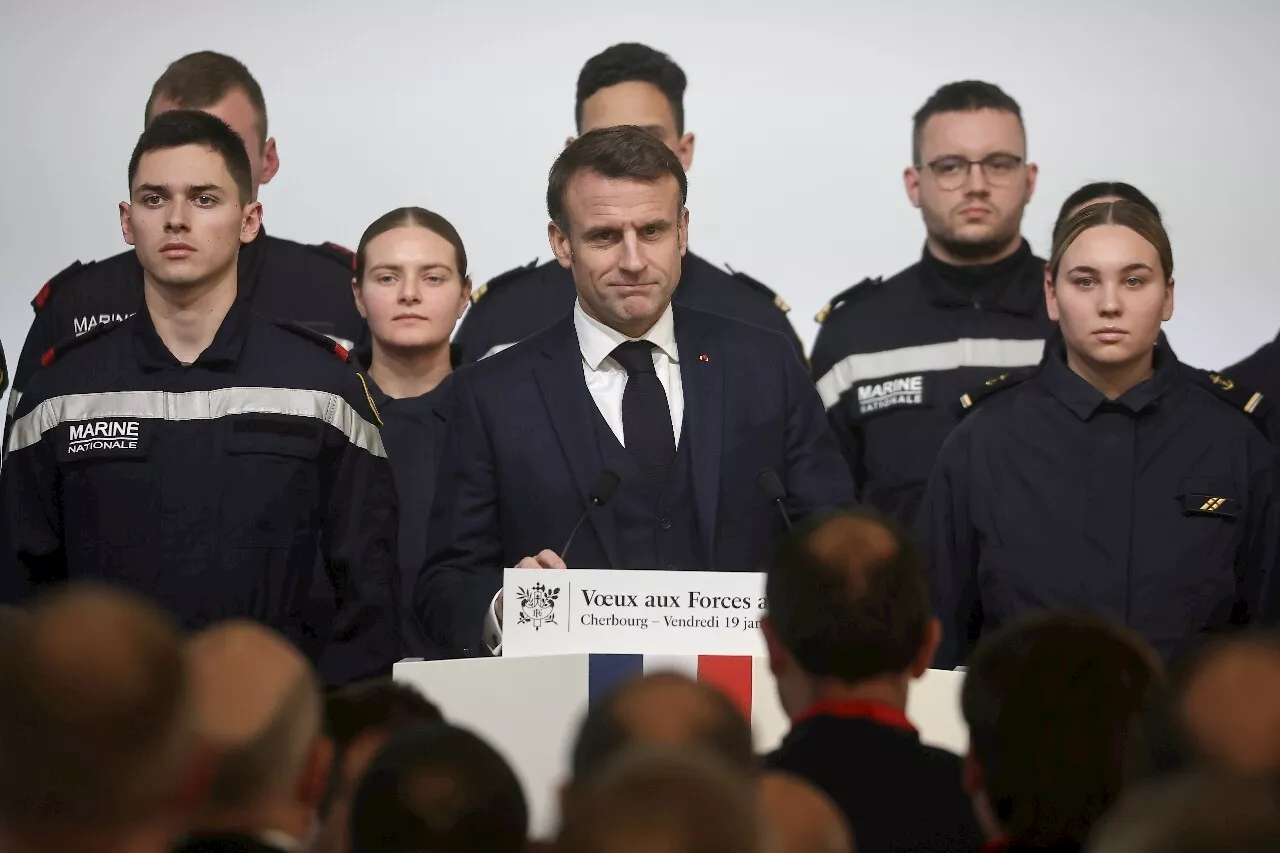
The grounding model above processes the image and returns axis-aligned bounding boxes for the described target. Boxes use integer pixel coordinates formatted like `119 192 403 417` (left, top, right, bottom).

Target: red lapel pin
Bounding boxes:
699 354 710 362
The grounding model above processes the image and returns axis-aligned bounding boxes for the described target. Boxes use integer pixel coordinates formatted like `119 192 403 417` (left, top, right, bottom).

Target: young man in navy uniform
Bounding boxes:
5 51 365 439
1 111 398 687
453 42 803 365
811 81 1054 526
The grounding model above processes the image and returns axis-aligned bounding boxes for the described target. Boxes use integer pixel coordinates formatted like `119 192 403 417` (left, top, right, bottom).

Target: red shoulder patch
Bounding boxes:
315 242 357 271
31 260 87 311
40 347 57 368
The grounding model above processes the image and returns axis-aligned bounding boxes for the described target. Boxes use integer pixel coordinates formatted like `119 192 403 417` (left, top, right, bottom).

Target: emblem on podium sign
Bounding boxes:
517 583 561 630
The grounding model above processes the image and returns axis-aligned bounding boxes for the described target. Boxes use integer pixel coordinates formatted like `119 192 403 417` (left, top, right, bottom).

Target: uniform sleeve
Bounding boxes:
415 373 506 657
3 306 61 460
0 393 67 603
916 426 981 668
1236 452 1280 627
316 389 402 685
779 333 856 519
810 324 867 498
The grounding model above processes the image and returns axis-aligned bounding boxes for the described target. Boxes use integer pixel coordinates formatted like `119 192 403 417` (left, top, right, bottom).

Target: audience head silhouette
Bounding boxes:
962 611 1162 848
1088 772 1280 853
570 671 755 785
185 620 330 849
557 746 762 853
313 679 444 853
764 508 940 716
350 723 527 853
0 584 193 853
757 772 855 853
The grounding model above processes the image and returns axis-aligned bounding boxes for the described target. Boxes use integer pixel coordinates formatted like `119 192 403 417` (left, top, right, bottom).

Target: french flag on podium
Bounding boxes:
588 654 756 720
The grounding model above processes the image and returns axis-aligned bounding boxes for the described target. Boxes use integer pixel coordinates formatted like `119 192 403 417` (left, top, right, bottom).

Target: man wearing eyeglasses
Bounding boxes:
811 81 1054 526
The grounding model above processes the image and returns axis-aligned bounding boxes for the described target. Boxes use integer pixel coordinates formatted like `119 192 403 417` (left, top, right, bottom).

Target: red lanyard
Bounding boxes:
791 699 918 734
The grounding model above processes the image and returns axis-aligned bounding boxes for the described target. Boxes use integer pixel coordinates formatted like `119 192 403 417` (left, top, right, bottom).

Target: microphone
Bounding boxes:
757 468 793 530
560 471 623 562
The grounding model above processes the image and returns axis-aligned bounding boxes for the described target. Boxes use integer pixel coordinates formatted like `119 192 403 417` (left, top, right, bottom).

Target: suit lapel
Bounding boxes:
676 309 724 566
532 317 621 568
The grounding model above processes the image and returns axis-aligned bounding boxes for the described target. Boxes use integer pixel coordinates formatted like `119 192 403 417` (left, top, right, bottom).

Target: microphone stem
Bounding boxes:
774 499 793 530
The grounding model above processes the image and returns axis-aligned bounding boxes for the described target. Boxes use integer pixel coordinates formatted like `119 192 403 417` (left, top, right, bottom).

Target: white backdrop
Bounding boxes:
2 0 1278 417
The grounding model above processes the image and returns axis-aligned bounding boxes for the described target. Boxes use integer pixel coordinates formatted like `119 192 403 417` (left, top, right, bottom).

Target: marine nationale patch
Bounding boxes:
56 418 150 462
855 374 927 416
815 276 882 324
1182 494 1240 519
472 259 539 305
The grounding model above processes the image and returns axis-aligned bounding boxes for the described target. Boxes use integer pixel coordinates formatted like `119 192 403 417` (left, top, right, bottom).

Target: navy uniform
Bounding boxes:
4 231 366 431
0 340 7 399
811 241 1054 526
359 347 456 658
1224 330 1280 413
918 333 1280 668
0 299 399 686
452 254 805 364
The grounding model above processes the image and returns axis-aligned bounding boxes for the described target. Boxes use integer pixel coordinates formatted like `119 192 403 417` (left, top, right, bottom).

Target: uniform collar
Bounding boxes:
790 699 918 735
133 296 252 371
1039 330 1180 420
573 300 679 370
919 238 1041 316
236 227 270 301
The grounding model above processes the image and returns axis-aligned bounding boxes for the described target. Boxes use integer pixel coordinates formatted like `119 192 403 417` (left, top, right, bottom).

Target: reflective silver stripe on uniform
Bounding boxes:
816 337 1046 410
7 386 386 458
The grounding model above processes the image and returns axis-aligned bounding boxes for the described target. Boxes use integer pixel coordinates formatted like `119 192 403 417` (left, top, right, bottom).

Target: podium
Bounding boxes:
393 655 968 838
394 569 970 837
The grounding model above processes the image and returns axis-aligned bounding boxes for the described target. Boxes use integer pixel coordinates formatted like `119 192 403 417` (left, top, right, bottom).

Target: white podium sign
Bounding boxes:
502 568 767 658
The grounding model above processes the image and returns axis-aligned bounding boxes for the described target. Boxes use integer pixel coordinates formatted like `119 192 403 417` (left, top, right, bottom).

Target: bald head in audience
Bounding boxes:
569 672 756 786
757 772 855 853
558 747 762 853
0 585 194 853
1088 773 1280 853
186 621 331 848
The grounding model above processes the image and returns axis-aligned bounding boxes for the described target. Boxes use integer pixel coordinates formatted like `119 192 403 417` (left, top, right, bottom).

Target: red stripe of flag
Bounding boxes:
697 655 753 722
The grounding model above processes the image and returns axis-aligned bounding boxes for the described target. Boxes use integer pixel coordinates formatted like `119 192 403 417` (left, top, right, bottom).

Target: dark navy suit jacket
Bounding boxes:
416 306 853 655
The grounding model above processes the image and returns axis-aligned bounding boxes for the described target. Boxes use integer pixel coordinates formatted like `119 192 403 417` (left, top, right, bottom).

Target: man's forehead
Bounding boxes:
920 108 1025 158
581 80 678 132
132 145 231 187
567 172 680 220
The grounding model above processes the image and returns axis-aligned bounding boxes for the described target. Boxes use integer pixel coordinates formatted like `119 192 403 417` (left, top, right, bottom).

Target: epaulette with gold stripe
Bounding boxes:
958 370 1031 414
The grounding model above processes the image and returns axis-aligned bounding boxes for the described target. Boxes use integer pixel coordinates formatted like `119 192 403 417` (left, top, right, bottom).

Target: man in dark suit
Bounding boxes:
178 622 332 853
417 126 852 656
762 509 983 853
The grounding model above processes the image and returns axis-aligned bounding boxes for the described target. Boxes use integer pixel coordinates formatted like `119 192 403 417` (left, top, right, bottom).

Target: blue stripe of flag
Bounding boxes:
588 654 644 704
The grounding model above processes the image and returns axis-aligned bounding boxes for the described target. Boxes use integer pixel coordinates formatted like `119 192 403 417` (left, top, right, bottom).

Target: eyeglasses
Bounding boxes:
918 154 1025 191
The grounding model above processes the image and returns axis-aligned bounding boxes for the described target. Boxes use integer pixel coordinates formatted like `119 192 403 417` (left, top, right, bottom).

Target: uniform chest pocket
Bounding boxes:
62 458 157 547
221 417 324 547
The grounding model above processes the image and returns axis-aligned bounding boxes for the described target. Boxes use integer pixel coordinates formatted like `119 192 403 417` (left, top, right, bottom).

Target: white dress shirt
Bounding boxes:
573 299 684 447
483 300 684 653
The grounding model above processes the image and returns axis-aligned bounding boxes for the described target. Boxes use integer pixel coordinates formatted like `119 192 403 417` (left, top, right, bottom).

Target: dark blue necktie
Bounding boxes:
611 340 675 484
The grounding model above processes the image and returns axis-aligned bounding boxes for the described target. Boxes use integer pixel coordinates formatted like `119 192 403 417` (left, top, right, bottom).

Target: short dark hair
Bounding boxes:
320 678 443 817
962 612 1161 847
1054 181 1161 243
350 724 527 853
575 43 688 134
767 508 930 683
912 80 1024 165
570 672 756 782
355 207 469 282
145 51 268 146
128 109 254 207
547 126 688 232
